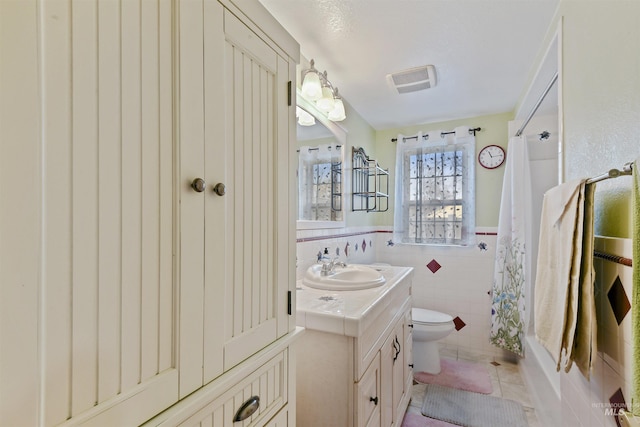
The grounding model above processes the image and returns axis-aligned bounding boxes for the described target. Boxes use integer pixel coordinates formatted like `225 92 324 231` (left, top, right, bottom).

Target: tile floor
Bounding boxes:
404 347 541 426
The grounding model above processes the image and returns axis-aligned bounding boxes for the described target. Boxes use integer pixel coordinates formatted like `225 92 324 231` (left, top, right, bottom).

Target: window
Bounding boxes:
298 144 343 222
393 131 475 245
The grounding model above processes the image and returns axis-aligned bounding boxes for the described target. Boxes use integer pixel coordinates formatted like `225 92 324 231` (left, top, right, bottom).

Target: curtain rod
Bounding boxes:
391 127 481 143
515 72 558 137
586 162 633 184
296 144 342 153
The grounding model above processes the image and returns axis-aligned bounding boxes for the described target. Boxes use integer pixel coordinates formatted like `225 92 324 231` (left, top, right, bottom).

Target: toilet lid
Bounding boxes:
412 308 453 324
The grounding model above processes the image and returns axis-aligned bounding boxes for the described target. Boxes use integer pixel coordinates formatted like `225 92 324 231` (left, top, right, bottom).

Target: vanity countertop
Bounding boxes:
296 264 413 337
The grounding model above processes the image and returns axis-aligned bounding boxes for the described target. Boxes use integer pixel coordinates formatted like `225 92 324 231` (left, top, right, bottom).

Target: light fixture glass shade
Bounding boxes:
328 98 346 121
296 106 316 126
301 71 322 101
316 86 336 112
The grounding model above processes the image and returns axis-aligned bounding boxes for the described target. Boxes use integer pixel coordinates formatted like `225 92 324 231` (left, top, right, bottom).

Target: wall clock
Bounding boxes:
478 144 506 169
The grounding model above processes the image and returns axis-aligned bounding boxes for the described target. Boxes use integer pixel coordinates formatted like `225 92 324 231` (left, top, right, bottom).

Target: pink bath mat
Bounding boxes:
401 412 459 427
413 358 493 394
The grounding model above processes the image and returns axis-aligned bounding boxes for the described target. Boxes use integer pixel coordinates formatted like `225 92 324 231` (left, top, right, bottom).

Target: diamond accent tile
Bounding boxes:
426 259 441 274
362 239 367 253
453 316 466 331
344 243 349 257
607 276 631 325
609 387 627 427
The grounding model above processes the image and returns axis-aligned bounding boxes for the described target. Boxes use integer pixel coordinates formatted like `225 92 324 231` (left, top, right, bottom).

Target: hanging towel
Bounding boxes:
631 158 640 415
534 178 596 378
490 136 532 357
571 181 596 378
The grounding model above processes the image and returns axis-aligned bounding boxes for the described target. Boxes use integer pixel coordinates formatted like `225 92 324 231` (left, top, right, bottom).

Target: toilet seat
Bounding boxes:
412 308 453 326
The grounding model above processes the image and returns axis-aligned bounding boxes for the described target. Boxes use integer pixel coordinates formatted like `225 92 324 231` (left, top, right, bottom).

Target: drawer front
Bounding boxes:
263 407 289 427
170 350 288 427
357 352 381 427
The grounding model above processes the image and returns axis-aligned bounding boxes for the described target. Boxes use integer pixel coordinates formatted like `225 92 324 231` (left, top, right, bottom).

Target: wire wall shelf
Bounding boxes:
352 147 389 212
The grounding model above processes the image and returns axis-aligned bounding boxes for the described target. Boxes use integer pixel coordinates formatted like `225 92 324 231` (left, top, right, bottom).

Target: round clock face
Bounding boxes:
478 145 505 169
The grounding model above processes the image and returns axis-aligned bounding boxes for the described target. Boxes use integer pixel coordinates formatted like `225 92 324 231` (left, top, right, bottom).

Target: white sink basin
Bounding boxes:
302 264 386 290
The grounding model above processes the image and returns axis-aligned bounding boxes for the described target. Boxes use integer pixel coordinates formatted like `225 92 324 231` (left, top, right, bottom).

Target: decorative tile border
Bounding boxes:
296 230 388 243
297 229 495 243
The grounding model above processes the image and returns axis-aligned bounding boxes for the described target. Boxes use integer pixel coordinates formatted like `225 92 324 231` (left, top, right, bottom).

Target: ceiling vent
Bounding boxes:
386 65 437 94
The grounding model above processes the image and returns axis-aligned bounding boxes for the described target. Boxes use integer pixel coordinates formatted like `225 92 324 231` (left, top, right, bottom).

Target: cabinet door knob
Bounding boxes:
369 396 378 405
213 182 226 196
191 178 206 193
233 395 260 422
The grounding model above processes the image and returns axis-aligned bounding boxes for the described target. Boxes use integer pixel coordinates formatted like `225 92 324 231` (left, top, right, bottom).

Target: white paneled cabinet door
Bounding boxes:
38 0 177 425
179 0 293 396
217 6 291 374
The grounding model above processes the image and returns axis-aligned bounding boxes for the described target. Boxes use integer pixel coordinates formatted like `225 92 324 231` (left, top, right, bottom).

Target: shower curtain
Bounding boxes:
490 136 532 356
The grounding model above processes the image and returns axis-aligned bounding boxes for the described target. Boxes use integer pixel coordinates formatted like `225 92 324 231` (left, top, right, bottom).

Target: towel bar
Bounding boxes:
593 250 633 267
586 162 633 184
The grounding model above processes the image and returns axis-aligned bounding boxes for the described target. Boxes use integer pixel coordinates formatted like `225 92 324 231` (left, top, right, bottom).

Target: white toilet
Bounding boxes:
412 307 455 374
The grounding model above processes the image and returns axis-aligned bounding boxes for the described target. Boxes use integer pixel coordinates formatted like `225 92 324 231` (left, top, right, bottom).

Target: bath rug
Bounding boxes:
421 384 528 427
401 411 459 427
414 358 492 394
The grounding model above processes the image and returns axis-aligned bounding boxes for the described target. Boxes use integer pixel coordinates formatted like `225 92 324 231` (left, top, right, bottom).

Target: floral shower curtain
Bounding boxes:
490 136 532 356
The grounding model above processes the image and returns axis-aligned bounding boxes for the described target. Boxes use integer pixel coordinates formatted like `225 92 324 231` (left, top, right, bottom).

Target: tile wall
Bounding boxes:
559 236 634 427
296 225 510 359
375 226 508 359
295 226 378 281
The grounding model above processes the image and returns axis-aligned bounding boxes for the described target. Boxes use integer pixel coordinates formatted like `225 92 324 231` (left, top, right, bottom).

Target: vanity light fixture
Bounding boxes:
327 89 346 122
296 106 316 126
300 59 346 122
316 78 335 112
301 61 322 101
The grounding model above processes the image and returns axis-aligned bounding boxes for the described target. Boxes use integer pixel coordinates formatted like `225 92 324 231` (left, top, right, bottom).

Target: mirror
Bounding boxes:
296 92 347 229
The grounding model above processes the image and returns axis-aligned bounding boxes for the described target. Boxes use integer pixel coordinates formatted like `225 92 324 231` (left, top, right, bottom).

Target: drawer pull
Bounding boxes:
393 336 401 362
369 396 378 405
233 396 260 422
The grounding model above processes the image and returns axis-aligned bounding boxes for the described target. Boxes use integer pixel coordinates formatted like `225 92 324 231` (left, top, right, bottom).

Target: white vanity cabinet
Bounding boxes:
0 0 299 426
296 267 414 427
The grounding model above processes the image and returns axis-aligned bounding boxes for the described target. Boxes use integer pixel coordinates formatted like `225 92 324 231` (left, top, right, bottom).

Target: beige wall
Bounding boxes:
374 112 514 228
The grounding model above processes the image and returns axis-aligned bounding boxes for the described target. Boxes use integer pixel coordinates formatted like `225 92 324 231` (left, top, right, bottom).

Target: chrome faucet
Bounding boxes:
320 257 347 276
317 247 347 276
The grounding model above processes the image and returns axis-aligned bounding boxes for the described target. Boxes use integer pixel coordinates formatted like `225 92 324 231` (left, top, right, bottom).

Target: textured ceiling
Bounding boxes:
259 0 559 130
